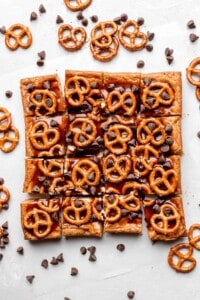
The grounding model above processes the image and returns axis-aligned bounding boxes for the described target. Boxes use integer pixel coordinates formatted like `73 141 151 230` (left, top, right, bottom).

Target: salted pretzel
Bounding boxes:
37 199 60 213
186 57 200 87
104 124 133 155
188 223 200 250
58 24 86 51
90 38 119 62
195 87 200 101
122 181 151 197
30 121 60 150
70 118 97 147
24 208 53 239
38 144 65 157
64 0 92 11
0 107 11 132
168 243 196 273
63 198 91 225
137 118 166 146
48 177 74 195
38 159 63 178
72 159 100 186
102 154 131 183
119 193 141 212
5 23 32 50
0 185 10 210
141 82 174 109
65 76 90 107
132 145 159 177
150 204 180 235
106 90 137 115
118 20 147 51
0 125 19 153
104 195 121 223
149 166 178 196
30 89 57 116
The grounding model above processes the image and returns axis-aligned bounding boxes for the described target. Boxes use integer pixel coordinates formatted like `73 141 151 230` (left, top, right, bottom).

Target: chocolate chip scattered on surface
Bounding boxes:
187 19 196 29
30 12 38 21
116 243 125 252
56 15 64 24
80 246 87 255
70 267 78 276
38 4 46 13
189 33 199 42
5 90 13 98
26 275 35 284
16 246 24 255
127 290 135 299
41 259 48 269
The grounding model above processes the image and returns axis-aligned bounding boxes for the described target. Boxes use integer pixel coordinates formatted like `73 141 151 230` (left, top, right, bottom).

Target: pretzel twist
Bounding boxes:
168 243 196 273
149 166 178 196
150 204 181 234
141 82 174 109
5 23 32 50
0 125 19 153
119 194 141 212
38 159 63 177
37 199 60 213
63 198 91 225
64 0 92 11
30 89 57 116
118 20 147 51
70 118 97 147
102 154 131 183
72 159 100 186
104 195 121 223
0 107 11 132
24 208 53 238
0 185 10 210
38 144 65 157
122 181 151 196
188 223 200 250
106 90 137 115
65 76 90 107
186 57 200 87
58 24 86 51
137 118 166 146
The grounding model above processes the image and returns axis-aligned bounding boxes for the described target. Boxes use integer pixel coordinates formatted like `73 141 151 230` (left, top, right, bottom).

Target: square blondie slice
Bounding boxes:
21 198 61 240
20 74 66 116
25 115 68 158
102 72 141 116
61 196 104 237
103 194 142 234
139 72 182 117
143 196 187 241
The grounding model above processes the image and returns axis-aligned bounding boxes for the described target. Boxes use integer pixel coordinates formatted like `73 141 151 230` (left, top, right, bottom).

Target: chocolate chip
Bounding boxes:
0 26 6 34
64 297 71 300
197 131 200 138
41 259 48 269
145 44 153 51
107 131 116 141
56 15 64 24
5 90 13 98
161 144 170 153
2 203 9 210
57 253 64 262
166 55 174 65
147 31 155 41
37 60 44 67
26 275 35 284
50 257 58 265
163 160 172 170
89 253 97 262
90 186 97 195
2 221 8 229
158 154 166 164
120 13 128 22
143 77 152 86
137 17 144 26
50 119 59 127
132 84 139 92
116 243 125 252
113 16 121 25
165 124 173 134
189 33 199 42
187 20 196 29
90 15 98 23
39 4 46 13
38 50 46 60
161 91 170 100
71 267 78 276
127 290 135 299
116 86 125 93
147 122 156 131
43 81 51 89
80 246 87 255
17 246 24 255
77 12 84 20
81 18 88 27
165 136 173 146
88 246 96 254
107 83 115 91
165 48 173 56
137 60 145 68
128 212 138 220
146 97 155 106
32 185 40 193
30 12 38 21
0 177 4 185
75 199 83 208
46 98 53 107
0 253 3 261
153 204 160 213
3 237 9 244
27 83 35 92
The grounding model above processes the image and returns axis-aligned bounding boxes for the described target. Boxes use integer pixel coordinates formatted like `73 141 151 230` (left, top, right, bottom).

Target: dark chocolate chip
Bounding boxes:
30 12 38 21
90 15 98 23
88 246 96 254
41 259 48 269
107 83 115 91
128 212 138 220
2 221 8 229
107 131 116 141
106 158 114 168
113 16 121 25
0 26 6 34
37 60 44 67
197 131 200 138
187 20 196 29
2 203 9 210
121 209 130 217
78 134 86 143
147 122 156 131
153 204 161 213
56 15 64 24
0 253 3 261
166 55 174 65
26 275 35 284
43 81 51 89
50 119 59 127
81 18 88 27
161 144 170 153
38 50 46 60
90 186 97 195
120 13 128 22
89 253 97 262
77 12 84 20
5 90 13 98
143 77 152 86
39 4 46 13
189 33 199 42
158 155 166 164
116 86 125 93
75 199 83 208
32 185 40 193
17 246 24 255
127 290 135 299
50 257 58 265
132 84 139 92
80 246 87 255
165 48 173 56
90 81 99 89
137 17 144 26
57 253 64 262
147 31 155 41
64 297 71 300
27 83 35 93
46 98 53 107
137 60 145 68
145 44 153 52
165 124 173 134
165 136 173 146
116 243 125 252
0 177 4 185
3 237 9 244
71 267 78 276
163 160 172 170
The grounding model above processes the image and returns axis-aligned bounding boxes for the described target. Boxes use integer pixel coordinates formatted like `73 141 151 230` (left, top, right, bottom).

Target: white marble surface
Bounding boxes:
0 0 200 299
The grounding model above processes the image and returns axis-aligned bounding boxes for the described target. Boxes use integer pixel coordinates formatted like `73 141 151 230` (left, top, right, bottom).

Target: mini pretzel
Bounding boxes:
132 145 159 177
106 91 137 115
118 20 147 51
137 118 166 146
122 181 151 197
168 243 196 273
150 166 178 196
150 204 180 234
0 107 11 132
65 76 90 107
90 38 119 62
186 57 200 87
30 89 57 116
63 198 91 225
0 125 19 153
119 194 141 212
5 23 32 50
0 185 10 210
64 0 92 11
102 154 131 183
37 199 60 213
104 195 121 223
38 159 63 178
49 177 73 195
58 24 86 51
141 82 174 109
24 208 53 239
188 223 200 250
30 121 60 150
72 159 100 186
38 144 65 157
70 118 97 147
104 124 133 155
